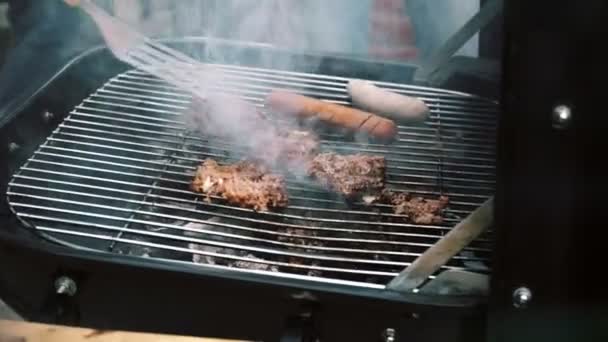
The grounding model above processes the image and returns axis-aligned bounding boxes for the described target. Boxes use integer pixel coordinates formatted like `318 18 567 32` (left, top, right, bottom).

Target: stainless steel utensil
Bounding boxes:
65 0 213 100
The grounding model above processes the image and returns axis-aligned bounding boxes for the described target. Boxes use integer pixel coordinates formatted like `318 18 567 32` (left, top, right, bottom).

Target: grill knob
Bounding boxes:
42 111 55 123
383 328 396 342
552 104 572 129
54 276 78 297
512 286 532 308
8 142 19 154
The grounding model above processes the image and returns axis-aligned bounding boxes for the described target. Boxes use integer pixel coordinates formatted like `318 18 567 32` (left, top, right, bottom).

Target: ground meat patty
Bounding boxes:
308 152 386 198
190 159 288 211
389 191 449 224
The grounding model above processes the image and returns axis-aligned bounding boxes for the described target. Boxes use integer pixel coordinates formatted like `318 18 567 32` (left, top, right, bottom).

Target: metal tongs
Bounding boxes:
64 0 212 100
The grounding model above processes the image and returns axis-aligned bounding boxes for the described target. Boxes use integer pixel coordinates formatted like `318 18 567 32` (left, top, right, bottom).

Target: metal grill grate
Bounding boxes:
7 63 496 289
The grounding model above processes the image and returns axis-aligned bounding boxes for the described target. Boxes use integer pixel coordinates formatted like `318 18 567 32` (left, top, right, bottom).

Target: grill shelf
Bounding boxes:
6 63 496 289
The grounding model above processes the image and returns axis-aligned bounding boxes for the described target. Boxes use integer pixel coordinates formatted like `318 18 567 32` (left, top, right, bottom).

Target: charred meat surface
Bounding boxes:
190 159 288 211
388 191 449 224
308 152 386 198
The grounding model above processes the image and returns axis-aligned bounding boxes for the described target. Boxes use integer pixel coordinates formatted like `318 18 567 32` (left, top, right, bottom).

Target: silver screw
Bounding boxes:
54 276 77 296
512 287 532 308
383 328 396 342
42 111 55 123
552 104 572 129
8 142 19 153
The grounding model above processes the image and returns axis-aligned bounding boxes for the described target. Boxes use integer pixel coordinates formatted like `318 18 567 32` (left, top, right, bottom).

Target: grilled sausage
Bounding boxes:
347 79 430 123
265 90 397 141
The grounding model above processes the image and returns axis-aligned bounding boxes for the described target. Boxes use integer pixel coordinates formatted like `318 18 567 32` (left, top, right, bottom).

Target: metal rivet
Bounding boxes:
552 105 572 129
383 328 396 342
43 111 55 123
512 287 532 308
8 142 19 153
54 276 77 296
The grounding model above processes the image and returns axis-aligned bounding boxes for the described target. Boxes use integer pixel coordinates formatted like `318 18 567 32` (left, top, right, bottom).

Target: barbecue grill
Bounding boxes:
6 60 495 287
2 1 607 341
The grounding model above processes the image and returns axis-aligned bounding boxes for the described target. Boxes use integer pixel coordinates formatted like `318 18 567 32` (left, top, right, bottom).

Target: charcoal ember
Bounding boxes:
307 261 323 277
278 227 324 248
185 218 242 265
142 201 198 230
183 217 232 241
114 236 183 259
186 95 319 172
284 256 323 278
189 243 236 265
231 254 278 272
190 159 288 212
308 152 386 199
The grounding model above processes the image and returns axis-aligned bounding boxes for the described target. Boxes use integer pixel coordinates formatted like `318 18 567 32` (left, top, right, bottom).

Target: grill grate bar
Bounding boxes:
35 221 396 289
34 226 405 278
16 162 490 233
34 148 496 193
80 90 496 136
15 209 485 263
60 117 496 167
126 65 497 107
75 98 498 156
26 153 492 216
17 164 490 214
42 142 496 181
10 200 421 268
116 73 498 120
107 77 496 132
64 107 496 148
10 174 493 245
8 180 492 248
48 133 494 184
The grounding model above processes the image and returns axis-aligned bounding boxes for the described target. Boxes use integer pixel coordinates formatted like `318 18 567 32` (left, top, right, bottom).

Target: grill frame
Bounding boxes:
0 38 491 341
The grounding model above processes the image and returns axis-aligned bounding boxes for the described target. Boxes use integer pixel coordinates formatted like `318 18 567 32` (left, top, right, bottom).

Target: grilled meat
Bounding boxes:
307 152 386 198
388 191 449 224
190 159 288 211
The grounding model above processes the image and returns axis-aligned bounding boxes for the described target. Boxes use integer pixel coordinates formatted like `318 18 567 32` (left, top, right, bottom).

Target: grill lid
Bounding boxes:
6 63 496 289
